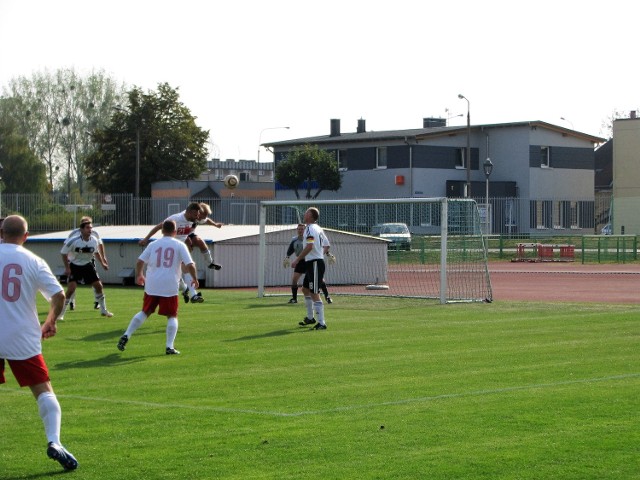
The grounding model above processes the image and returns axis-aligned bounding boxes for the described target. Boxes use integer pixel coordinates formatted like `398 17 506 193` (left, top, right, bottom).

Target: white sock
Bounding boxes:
37 391 61 445
183 273 197 297
305 296 313 319
93 287 99 303
166 317 178 348
125 311 148 337
202 249 213 264
314 300 325 325
57 301 69 320
178 277 187 292
96 293 108 313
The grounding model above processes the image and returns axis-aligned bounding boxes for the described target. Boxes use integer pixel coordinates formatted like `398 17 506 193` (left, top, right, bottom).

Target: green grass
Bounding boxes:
1 287 639 479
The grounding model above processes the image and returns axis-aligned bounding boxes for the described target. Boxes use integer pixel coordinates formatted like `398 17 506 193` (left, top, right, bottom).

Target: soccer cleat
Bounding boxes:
191 293 204 303
93 302 99 310
47 442 78 470
208 262 222 270
166 347 181 355
298 317 316 326
117 335 129 351
313 323 327 330
326 297 333 304
183 288 190 304
69 301 75 311
101 311 114 318
288 298 297 304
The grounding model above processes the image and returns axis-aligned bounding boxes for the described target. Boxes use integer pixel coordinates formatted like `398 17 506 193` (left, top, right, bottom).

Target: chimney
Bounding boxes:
330 119 341 137
631 110 637 119
357 118 366 133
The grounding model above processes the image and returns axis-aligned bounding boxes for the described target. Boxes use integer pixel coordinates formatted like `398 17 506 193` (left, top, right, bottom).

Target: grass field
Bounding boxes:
1 287 639 479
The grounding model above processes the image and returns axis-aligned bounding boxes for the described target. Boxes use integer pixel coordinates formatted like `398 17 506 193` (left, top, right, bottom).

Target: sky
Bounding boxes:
0 0 636 162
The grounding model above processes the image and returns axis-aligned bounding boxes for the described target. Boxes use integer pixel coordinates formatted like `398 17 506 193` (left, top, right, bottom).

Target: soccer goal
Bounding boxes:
258 198 492 304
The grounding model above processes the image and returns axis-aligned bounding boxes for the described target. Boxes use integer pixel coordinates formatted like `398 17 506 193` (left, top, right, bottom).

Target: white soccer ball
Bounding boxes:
224 174 239 189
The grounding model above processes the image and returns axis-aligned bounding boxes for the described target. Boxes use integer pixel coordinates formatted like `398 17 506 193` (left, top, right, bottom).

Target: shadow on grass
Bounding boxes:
3 471 71 480
225 328 304 342
53 353 146 370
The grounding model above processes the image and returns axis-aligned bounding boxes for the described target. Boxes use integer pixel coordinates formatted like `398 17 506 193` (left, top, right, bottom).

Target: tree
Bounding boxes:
0 117 49 194
275 144 342 199
0 68 126 193
85 83 209 196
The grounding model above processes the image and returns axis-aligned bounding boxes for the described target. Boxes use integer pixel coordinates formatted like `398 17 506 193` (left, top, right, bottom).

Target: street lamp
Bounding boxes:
560 117 574 130
483 157 493 234
0 161 3 217
257 126 290 164
458 94 471 198
113 106 141 223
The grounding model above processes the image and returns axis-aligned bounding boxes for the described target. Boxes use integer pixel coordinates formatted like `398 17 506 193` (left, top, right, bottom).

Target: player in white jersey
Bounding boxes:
139 202 205 304
58 220 112 320
186 202 223 270
284 223 332 304
0 215 79 471
64 216 108 311
117 220 198 355
291 207 329 330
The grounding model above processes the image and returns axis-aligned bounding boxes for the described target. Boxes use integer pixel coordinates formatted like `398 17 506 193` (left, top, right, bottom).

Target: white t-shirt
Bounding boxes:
304 223 328 261
165 212 197 242
138 235 195 297
61 233 101 266
0 244 64 360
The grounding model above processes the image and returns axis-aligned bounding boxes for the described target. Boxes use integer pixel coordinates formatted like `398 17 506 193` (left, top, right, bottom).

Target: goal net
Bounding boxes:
258 198 492 303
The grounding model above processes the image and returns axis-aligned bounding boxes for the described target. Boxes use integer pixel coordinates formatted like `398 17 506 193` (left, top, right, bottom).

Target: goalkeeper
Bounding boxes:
283 224 333 304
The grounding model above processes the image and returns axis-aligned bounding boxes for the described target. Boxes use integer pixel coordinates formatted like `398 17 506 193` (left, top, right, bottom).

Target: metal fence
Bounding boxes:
0 192 613 237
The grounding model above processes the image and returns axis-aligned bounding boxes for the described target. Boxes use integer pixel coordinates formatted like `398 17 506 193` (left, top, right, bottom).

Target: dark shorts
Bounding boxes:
303 259 325 294
69 262 100 285
1 354 50 387
142 293 179 317
294 258 306 274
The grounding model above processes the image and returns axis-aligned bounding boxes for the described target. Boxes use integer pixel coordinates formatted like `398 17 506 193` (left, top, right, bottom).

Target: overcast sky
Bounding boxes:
0 0 635 161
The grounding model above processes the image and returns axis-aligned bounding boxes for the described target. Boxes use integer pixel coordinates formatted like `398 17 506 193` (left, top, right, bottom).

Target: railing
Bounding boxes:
0 192 614 238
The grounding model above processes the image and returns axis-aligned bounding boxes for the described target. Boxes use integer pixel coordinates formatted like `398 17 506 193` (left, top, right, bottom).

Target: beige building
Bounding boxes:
612 113 640 234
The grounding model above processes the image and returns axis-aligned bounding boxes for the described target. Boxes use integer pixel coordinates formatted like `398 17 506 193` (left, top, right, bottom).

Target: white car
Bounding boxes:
371 223 412 250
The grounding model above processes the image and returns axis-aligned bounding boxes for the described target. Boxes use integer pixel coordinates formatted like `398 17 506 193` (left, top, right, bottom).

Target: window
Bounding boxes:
338 149 348 171
541 146 550 168
376 147 387 169
239 172 250 182
532 200 552 229
455 148 466 169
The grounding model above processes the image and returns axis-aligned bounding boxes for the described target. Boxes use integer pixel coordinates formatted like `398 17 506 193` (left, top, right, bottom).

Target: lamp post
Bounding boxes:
113 106 140 223
483 157 493 234
258 125 290 164
560 116 574 130
458 94 471 198
0 161 3 217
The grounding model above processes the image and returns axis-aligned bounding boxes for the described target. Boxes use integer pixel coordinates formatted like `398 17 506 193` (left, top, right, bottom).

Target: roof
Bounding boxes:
264 120 605 148
26 225 292 243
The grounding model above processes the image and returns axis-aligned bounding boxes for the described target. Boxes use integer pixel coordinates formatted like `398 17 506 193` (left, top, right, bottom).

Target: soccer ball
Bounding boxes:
224 174 239 189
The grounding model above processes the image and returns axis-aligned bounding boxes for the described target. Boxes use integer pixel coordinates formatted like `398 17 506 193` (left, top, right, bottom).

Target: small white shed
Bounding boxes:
24 225 388 288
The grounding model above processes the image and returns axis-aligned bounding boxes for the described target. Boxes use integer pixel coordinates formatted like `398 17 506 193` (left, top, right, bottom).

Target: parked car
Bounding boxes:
371 223 412 250
601 223 612 235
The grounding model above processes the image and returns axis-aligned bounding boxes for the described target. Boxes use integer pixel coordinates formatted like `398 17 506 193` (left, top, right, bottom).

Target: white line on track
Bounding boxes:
2 373 638 417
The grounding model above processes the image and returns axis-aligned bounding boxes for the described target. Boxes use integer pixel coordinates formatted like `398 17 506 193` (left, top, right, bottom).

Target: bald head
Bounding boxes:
1 215 28 245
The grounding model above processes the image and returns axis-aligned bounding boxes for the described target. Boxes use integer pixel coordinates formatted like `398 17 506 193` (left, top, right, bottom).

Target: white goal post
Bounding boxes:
258 198 492 304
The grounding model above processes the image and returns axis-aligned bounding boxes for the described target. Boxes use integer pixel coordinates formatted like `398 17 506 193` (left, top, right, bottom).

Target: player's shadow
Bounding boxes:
53 353 146 370
3 472 70 479
225 328 301 342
